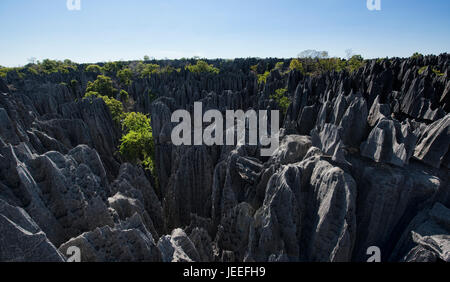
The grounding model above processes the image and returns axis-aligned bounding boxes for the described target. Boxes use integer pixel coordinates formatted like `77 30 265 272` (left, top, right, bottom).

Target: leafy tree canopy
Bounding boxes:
186 60 219 74
86 75 117 97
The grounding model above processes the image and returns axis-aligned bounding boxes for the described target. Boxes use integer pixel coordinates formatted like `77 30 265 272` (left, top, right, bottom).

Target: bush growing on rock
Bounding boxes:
117 68 133 86
433 68 444 76
103 61 124 74
119 89 129 101
186 60 219 74
257 70 271 84
85 64 103 73
289 58 304 73
418 65 444 76
297 55 365 75
346 55 365 73
274 62 284 70
83 91 124 124
119 112 155 173
160 65 181 74
138 63 161 78
86 75 117 97
1 59 77 78
318 57 346 73
39 59 77 74
411 52 423 59
122 112 151 133
0 67 25 78
270 88 290 115
25 59 77 75
98 96 124 124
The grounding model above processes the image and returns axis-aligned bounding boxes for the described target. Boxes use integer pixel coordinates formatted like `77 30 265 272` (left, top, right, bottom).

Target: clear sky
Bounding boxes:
0 0 449 67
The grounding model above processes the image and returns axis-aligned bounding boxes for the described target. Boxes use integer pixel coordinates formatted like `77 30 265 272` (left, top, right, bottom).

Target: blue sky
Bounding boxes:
0 0 449 66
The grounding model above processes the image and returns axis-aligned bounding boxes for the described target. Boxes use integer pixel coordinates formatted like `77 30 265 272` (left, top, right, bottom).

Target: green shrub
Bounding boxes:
257 71 271 84
418 66 445 76
122 112 151 133
119 112 155 173
101 96 124 124
186 60 219 74
160 65 181 74
119 89 129 101
86 64 103 73
103 62 123 74
136 63 181 78
418 66 427 74
297 55 364 75
411 52 423 59
318 57 346 73
21 59 78 76
86 75 117 97
28 66 39 75
40 59 76 74
0 67 26 79
117 68 133 86
274 62 284 70
83 91 124 124
138 63 161 78
1 59 79 79
432 68 444 76
84 91 101 99
346 55 365 73
270 88 290 115
289 59 304 73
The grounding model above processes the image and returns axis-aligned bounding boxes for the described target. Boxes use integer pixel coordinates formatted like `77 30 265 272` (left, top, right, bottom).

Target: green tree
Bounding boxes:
117 68 133 86
122 112 151 133
346 55 365 73
289 58 304 73
270 88 290 115
0 67 25 78
103 61 125 74
86 75 117 97
257 71 271 84
86 64 103 73
83 91 124 124
274 62 284 70
138 63 161 77
186 60 219 74
411 52 423 59
119 112 155 173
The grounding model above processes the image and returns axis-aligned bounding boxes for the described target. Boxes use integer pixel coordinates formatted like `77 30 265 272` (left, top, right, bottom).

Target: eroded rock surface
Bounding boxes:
0 55 449 262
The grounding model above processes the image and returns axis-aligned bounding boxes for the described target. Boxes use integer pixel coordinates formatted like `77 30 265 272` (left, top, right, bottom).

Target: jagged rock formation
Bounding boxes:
59 214 161 262
0 199 65 262
0 55 449 262
391 202 450 262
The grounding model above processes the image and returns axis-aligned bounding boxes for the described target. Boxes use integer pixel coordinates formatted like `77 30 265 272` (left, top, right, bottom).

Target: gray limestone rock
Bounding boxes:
0 199 65 262
59 213 161 262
